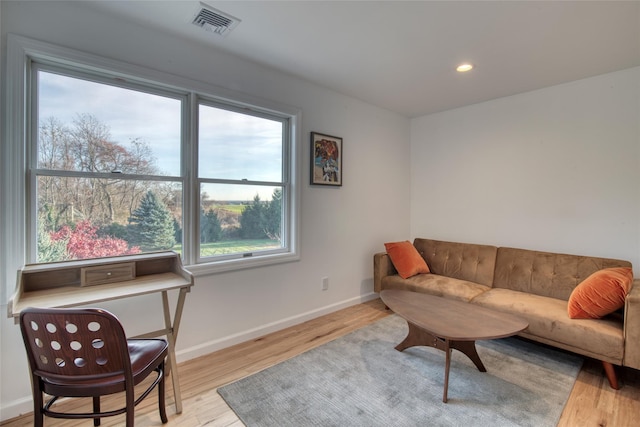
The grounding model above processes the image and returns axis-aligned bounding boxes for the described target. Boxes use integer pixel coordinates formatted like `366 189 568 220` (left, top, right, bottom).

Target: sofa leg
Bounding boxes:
602 361 620 390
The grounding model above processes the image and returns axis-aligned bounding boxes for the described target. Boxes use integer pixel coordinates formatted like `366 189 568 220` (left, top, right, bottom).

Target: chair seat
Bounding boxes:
41 339 168 397
128 339 169 383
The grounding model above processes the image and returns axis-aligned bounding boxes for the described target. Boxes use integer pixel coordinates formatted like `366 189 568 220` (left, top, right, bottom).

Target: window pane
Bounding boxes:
199 104 283 182
36 176 182 262
200 183 283 257
38 71 182 176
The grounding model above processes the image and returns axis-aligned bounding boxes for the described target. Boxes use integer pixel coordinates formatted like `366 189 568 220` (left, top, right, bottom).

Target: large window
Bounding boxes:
4 35 300 278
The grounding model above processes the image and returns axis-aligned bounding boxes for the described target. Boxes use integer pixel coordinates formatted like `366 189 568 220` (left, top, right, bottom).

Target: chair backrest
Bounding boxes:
20 307 132 382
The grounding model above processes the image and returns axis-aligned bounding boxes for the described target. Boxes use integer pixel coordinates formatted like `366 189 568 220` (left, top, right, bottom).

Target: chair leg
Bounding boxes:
93 396 101 426
32 379 44 427
125 386 135 427
602 361 620 390
158 362 168 423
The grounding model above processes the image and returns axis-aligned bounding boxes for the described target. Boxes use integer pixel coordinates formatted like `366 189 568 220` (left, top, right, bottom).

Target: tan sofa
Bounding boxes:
374 238 640 389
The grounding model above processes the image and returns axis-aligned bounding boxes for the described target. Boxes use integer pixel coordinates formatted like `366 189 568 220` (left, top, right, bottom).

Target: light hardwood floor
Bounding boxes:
2 298 639 426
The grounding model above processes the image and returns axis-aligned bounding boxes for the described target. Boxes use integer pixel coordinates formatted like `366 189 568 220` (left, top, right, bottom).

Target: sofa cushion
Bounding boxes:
381 273 491 302
494 247 632 301
471 288 624 362
413 238 498 287
567 267 633 319
384 241 430 279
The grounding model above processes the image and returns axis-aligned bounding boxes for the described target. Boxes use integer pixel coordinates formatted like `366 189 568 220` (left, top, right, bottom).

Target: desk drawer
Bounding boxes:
81 262 136 287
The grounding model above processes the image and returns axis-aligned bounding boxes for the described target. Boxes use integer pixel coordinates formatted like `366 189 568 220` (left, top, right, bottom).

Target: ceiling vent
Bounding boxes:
191 3 240 36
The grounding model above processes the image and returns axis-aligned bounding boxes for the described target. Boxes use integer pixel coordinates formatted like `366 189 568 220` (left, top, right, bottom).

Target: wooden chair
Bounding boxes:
19 307 169 426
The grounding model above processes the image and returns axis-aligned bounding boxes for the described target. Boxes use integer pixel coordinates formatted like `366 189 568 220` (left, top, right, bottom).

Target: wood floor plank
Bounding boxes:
2 298 639 427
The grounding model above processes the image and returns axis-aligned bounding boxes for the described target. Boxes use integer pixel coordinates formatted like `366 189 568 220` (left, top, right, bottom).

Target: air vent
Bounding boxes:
192 3 240 36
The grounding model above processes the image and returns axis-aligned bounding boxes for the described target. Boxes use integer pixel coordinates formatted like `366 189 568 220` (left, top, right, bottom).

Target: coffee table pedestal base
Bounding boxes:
395 321 487 403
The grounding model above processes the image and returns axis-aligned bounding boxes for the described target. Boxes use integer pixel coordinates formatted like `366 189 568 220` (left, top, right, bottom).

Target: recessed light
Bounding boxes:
456 63 474 73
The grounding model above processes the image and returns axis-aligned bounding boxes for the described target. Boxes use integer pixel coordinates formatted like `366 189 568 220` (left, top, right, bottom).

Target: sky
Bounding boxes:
38 70 283 201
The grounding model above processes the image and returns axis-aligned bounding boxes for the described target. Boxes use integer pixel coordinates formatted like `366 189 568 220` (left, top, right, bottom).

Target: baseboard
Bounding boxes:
0 395 34 423
175 292 379 363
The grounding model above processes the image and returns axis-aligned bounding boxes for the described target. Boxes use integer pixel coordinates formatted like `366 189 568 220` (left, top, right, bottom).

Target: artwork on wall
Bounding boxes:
311 132 342 186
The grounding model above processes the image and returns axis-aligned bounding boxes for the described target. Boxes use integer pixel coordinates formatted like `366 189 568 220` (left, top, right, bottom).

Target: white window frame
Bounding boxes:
29 61 191 261
1 34 301 298
195 96 292 265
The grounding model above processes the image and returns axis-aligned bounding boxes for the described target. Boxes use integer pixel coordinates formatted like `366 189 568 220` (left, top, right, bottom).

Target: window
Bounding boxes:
3 35 300 278
197 101 289 263
33 66 185 264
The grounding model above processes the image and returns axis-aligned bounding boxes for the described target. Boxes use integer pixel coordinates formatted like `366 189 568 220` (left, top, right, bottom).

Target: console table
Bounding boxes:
7 251 194 414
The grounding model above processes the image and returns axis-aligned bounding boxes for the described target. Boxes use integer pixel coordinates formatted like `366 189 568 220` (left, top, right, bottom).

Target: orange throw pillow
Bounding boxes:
384 241 430 279
567 267 633 319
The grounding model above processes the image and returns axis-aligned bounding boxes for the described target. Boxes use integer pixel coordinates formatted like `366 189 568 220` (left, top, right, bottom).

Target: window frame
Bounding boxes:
29 62 190 263
2 34 301 294
195 96 292 265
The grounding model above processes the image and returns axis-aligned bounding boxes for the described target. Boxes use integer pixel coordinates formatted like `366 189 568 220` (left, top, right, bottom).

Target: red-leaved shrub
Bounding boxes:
50 220 141 259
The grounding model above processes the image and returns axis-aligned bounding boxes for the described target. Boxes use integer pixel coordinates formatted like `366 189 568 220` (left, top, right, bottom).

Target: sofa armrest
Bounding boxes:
623 279 640 369
373 252 397 293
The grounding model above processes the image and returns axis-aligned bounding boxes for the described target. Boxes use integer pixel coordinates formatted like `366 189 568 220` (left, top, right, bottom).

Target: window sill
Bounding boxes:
185 252 300 277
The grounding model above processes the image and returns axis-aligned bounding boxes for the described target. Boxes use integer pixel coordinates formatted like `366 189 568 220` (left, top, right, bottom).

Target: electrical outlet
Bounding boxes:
321 277 329 291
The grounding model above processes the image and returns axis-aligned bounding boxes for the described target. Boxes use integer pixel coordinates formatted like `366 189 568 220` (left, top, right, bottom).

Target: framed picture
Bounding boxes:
311 132 342 186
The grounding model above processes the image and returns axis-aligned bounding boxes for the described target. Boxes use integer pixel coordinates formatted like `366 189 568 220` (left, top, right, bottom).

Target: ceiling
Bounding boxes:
86 1 640 118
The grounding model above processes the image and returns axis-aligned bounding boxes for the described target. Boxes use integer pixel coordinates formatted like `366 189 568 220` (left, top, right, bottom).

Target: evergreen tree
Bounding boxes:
200 208 222 243
127 191 176 251
173 218 182 244
98 222 128 240
263 188 282 241
37 213 69 262
239 194 267 239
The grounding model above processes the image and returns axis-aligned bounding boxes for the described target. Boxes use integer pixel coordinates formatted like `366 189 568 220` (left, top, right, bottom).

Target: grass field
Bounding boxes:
174 238 280 256
175 202 279 256
200 239 280 256
215 204 246 214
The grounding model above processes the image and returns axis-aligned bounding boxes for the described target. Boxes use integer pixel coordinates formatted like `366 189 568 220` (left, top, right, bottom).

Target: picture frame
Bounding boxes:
311 132 343 186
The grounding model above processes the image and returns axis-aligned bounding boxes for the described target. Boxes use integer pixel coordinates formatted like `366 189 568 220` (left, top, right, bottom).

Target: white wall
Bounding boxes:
0 2 411 420
410 67 640 268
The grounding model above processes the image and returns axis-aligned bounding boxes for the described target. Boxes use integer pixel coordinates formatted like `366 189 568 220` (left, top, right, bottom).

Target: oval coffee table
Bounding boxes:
380 289 529 403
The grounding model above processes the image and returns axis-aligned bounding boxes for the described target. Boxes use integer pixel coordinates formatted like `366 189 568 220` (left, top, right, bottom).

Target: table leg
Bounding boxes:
395 321 488 403
443 341 451 403
449 340 486 372
395 321 442 352
162 288 188 414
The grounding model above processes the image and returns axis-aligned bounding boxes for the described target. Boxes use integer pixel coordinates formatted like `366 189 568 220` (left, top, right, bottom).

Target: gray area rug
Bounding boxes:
218 314 582 427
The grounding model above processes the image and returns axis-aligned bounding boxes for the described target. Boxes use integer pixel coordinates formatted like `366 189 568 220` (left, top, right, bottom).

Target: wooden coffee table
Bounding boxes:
380 289 528 403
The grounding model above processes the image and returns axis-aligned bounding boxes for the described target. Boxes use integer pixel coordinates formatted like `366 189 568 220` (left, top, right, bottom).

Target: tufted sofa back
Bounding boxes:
494 247 632 301
413 238 498 287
